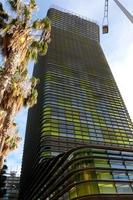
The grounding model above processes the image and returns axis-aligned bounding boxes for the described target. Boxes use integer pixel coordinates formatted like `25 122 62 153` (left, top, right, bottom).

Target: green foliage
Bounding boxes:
24 88 38 107
30 40 48 56
7 0 18 11
31 76 39 87
24 5 30 20
0 0 51 162
29 0 36 9
0 3 8 20
32 19 44 29
0 3 8 29
32 17 51 30
28 48 38 61
42 17 51 30
39 42 48 55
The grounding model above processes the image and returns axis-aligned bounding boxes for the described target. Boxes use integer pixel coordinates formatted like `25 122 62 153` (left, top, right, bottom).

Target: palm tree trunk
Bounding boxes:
0 156 4 171
0 28 30 104
0 53 21 103
0 104 16 155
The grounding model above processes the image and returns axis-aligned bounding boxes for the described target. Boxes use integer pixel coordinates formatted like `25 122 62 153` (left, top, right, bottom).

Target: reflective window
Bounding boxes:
125 161 133 170
113 172 128 180
116 183 133 193
128 172 133 180
110 160 125 169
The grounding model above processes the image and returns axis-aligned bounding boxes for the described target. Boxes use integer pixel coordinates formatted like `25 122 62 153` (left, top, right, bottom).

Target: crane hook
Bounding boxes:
102 0 109 34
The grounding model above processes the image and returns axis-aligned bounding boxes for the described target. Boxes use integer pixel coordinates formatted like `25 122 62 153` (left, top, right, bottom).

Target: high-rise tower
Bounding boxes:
19 8 133 200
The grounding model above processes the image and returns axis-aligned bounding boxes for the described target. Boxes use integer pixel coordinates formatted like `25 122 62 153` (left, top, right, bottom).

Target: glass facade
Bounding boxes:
19 8 133 200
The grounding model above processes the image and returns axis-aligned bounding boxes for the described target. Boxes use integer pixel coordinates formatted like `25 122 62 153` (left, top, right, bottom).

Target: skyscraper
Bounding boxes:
19 7 133 200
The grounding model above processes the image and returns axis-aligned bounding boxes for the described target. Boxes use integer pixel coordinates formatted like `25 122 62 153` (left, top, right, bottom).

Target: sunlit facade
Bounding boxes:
19 8 133 200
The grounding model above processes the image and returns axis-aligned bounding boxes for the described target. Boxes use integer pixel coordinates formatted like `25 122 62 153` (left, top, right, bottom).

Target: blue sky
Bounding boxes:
4 0 133 174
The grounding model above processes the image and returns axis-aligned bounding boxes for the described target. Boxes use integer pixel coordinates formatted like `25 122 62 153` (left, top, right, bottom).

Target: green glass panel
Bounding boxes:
94 159 110 168
76 135 82 139
83 136 89 140
75 127 81 131
96 172 113 180
75 130 81 135
41 127 50 132
69 187 77 199
74 171 95 182
77 182 98 196
41 151 51 157
73 119 80 122
51 127 58 132
98 182 116 194
51 132 59 136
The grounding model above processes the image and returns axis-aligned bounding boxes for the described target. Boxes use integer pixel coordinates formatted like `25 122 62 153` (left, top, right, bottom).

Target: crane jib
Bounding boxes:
114 0 133 24
103 0 133 34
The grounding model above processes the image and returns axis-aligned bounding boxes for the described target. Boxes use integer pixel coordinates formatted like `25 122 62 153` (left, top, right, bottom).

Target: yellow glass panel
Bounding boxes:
73 119 80 122
51 132 59 136
94 159 109 168
124 141 129 144
67 118 72 121
118 141 124 144
41 127 50 131
76 135 82 139
83 172 92 180
83 136 89 140
66 114 72 118
75 127 81 131
41 152 51 157
97 172 112 180
69 187 77 199
51 127 58 132
77 182 98 196
98 183 116 194
75 131 81 135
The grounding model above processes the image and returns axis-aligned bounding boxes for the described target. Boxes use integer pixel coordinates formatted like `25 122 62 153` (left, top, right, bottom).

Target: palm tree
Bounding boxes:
0 70 39 167
0 0 51 102
0 0 51 168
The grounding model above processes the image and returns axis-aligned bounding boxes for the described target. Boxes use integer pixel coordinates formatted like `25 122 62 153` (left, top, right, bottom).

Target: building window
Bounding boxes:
116 183 133 193
98 182 116 194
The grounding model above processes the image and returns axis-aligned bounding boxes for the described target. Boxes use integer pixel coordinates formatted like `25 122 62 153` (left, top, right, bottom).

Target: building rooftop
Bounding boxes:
50 5 98 25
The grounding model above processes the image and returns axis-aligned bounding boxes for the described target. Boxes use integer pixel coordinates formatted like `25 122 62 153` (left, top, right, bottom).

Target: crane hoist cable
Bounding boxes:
102 0 109 34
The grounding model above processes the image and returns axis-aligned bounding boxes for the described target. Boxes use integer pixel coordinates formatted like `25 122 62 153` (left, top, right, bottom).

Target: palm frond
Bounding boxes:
29 48 38 61
31 76 39 87
24 88 38 107
23 5 30 22
32 17 51 31
43 17 51 29
7 0 18 11
32 19 44 29
40 42 48 55
30 40 48 55
0 3 9 20
29 0 36 10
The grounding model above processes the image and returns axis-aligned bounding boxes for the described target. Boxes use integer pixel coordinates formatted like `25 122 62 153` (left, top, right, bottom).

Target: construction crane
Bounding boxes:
103 0 133 34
